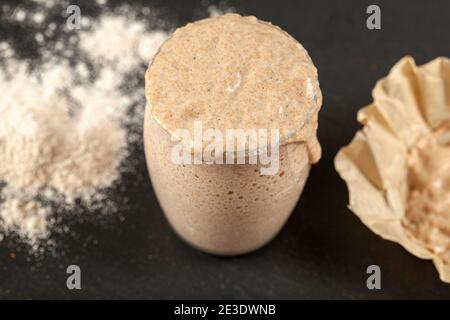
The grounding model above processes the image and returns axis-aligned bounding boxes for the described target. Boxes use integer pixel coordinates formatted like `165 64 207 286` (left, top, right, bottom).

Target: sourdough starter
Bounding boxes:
144 14 322 255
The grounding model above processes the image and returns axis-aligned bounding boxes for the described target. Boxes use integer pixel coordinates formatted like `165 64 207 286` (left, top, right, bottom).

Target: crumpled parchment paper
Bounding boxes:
335 56 450 283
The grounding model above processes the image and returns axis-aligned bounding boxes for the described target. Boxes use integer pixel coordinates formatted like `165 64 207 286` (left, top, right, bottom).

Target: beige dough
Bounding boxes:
404 122 450 260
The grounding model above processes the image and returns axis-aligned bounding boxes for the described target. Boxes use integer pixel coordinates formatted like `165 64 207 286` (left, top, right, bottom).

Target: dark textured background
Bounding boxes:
1 0 450 299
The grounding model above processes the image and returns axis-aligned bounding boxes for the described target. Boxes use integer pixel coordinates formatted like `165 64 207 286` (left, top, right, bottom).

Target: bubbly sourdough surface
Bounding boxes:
145 13 322 161
144 110 311 255
405 122 450 260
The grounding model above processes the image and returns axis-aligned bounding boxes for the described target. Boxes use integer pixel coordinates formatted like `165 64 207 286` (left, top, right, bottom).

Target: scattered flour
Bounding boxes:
0 60 128 204
80 15 168 72
0 196 52 245
0 5 171 251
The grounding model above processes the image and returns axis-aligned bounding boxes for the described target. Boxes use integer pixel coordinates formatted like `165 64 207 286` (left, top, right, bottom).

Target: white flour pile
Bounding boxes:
0 3 171 251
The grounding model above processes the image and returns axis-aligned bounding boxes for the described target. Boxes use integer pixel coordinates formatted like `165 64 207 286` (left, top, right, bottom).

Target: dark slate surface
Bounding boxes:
0 0 449 299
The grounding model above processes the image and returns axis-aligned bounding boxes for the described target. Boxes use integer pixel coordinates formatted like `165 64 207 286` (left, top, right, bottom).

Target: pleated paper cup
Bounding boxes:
335 56 450 283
